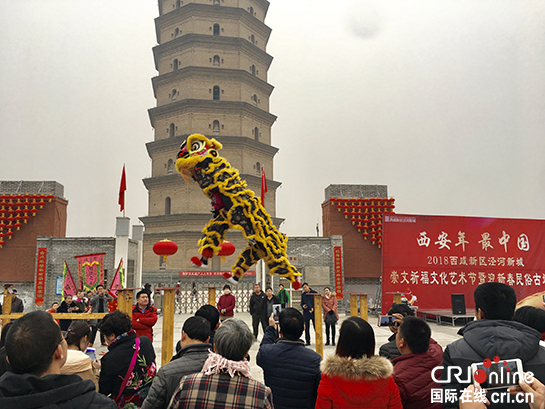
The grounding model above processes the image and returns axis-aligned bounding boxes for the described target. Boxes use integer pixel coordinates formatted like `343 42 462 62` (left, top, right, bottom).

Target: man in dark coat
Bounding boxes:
264 287 280 325
379 303 415 360
250 283 267 339
0 311 115 409
142 317 211 409
90 284 113 345
10 290 23 313
257 307 322 409
442 282 545 408
300 283 317 345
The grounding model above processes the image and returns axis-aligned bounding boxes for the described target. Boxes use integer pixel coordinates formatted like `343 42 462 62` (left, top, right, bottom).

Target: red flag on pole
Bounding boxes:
62 261 77 300
260 166 268 207
109 259 124 297
119 165 126 213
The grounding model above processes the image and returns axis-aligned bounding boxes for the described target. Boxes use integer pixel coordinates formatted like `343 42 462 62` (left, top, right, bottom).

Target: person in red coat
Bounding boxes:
217 284 236 321
132 290 158 342
316 316 402 409
392 316 443 409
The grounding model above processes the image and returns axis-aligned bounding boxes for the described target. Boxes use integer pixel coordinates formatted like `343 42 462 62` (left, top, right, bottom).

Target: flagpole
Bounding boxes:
123 163 126 218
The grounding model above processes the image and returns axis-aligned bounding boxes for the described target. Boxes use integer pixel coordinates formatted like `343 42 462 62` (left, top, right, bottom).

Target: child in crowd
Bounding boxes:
47 302 60 325
392 316 443 409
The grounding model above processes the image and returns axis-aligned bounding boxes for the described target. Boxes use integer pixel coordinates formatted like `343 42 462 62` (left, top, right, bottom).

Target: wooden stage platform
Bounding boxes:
416 309 475 327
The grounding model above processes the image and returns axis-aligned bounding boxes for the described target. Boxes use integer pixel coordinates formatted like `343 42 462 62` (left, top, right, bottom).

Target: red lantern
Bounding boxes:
153 239 178 257
217 241 235 257
153 239 178 268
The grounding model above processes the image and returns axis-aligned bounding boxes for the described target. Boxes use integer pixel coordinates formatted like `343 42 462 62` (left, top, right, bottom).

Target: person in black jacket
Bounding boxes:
142 316 211 409
0 310 115 409
249 284 267 339
175 304 220 354
90 285 113 346
57 294 83 331
257 307 322 409
264 287 280 323
442 282 545 409
378 303 414 360
97 311 156 407
300 283 317 345
10 290 23 313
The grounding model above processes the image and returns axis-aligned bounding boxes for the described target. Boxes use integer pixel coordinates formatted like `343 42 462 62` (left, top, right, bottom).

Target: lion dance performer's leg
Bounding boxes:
197 213 230 258
227 244 261 283
227 199 302 288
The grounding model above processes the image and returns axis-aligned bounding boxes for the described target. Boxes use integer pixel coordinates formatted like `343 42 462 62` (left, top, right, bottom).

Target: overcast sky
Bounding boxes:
0 0 544 239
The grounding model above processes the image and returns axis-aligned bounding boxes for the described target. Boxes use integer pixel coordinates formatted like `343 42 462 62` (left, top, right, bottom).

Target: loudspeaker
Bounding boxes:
451 294 466 315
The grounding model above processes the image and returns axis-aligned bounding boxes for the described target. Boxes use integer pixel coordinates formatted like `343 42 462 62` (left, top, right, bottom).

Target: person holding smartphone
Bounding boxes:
60 321 99 391
442 283 545 408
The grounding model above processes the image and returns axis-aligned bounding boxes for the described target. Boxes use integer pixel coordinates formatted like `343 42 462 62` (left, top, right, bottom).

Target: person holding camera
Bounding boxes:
378 303 414 360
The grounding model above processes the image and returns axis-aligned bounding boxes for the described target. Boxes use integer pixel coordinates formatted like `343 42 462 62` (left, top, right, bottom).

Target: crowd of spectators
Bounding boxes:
2 282 545 409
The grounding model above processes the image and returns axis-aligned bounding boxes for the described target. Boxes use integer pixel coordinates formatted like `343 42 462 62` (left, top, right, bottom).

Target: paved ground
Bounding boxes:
93 312 467 384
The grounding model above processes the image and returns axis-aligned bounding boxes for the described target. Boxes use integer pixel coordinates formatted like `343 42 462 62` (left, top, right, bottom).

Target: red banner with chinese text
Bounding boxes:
334 246 344 299
179 270 256 277
35 247 47 305
382 214 545 310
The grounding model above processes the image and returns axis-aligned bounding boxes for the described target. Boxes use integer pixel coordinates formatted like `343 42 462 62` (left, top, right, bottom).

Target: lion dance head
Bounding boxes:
175 134 223 183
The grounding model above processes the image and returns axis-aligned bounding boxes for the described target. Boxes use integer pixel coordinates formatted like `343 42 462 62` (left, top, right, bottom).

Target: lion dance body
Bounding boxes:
176 134 302 289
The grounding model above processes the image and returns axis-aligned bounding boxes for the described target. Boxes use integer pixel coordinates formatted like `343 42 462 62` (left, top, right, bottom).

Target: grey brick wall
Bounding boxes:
0 181 65 198
286 235 343 310
344 277 381 312
36 236 138 308
324 184 387 201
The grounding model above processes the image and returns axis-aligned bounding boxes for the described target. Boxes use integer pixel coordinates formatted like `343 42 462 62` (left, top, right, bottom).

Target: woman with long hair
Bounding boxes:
97 310 156 408
321 287 338 346
60 320 99 390
316 316 402 409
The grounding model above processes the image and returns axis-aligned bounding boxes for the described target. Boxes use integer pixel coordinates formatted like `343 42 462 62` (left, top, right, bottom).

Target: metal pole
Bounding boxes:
261 260 265 288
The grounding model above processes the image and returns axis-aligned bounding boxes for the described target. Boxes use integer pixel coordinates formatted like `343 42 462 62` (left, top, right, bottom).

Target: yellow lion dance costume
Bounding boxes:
176 134 302 289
